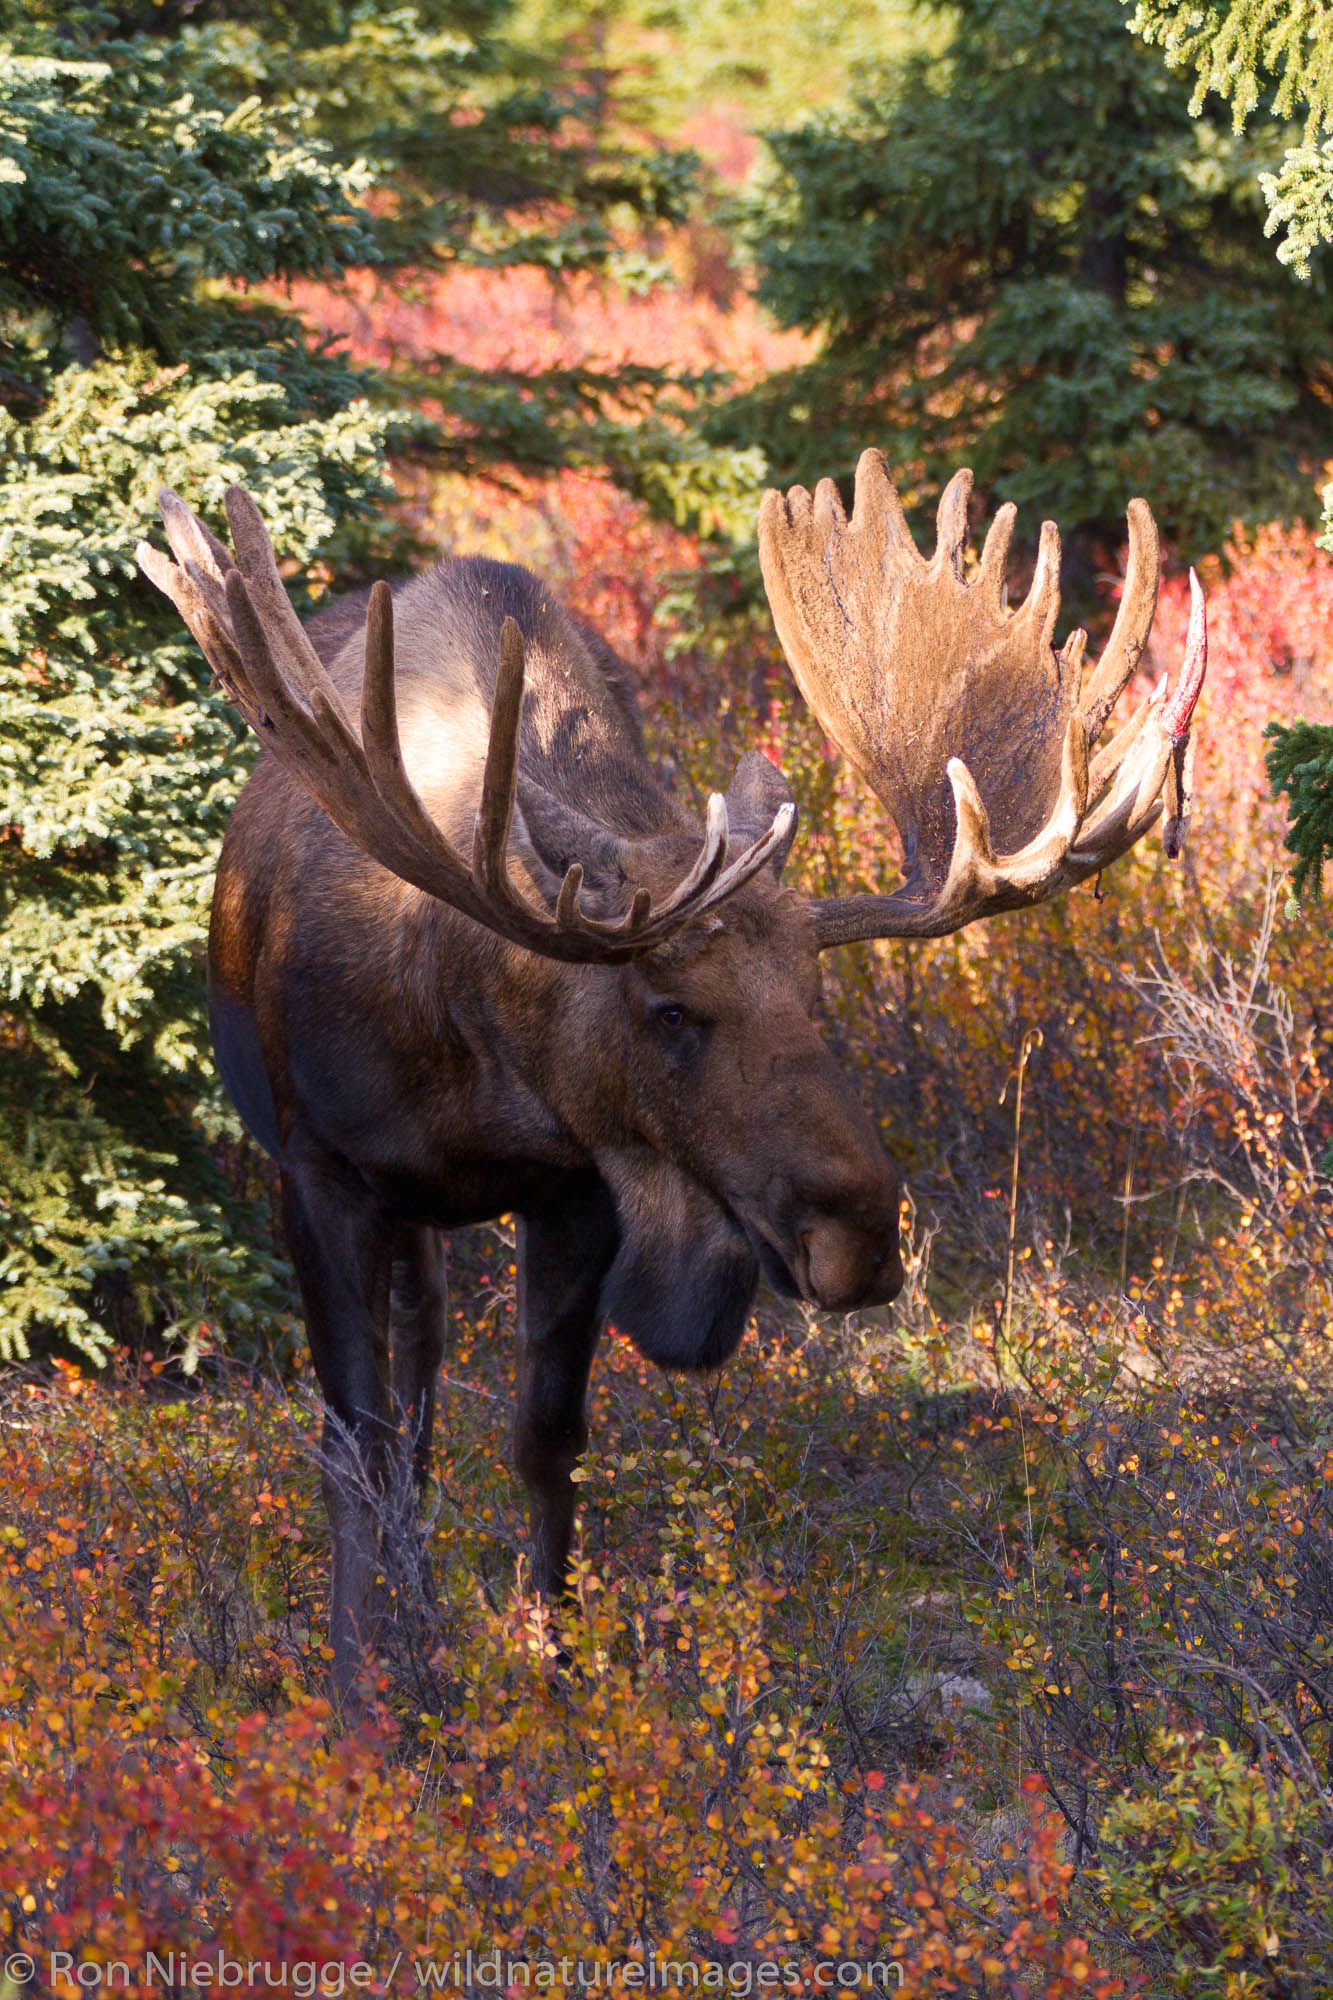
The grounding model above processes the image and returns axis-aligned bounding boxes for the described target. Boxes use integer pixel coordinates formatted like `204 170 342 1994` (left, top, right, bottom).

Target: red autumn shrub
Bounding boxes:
1143 518 1333 883
285 244 811 385
0 1364 1128 1997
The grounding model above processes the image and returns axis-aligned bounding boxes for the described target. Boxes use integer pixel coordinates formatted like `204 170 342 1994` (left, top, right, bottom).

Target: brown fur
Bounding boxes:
207 555 903 1706
138 458 1194 1711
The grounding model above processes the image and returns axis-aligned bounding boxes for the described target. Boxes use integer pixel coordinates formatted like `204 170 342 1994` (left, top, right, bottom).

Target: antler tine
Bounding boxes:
867 715 1090 941
1079 497 1160 736
1061 625 1088 678
136 532 259 724
1163 566 1208 741
553 794 797 947
357 580 481 909
158 486 235 591
851 447 925 569
631 793 731 922
976 501 1017 603
469 617 656 945
1043 714 1092 858
677 802 798 922
360 578 412 797
759 453 1205 950
932 469 972 572
1009 517 1063 652
1159 569 1206 861
224 487 361 746
1071 716 1175 868
811 712 1097 946
472 615 529 901
813 477 847 541
943 757 995 875
1072 568 1205 868
223 568 332 763
143 486 801 963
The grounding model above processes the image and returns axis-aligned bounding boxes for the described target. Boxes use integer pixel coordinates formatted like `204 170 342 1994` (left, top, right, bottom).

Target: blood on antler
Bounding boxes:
757 450 1206 945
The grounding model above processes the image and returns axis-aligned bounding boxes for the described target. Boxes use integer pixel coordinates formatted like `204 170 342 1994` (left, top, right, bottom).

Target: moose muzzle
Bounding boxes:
796 1209 904 1311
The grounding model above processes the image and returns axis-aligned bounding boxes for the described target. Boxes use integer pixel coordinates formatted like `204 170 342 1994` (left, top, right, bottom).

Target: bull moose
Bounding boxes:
137 453 1206 1701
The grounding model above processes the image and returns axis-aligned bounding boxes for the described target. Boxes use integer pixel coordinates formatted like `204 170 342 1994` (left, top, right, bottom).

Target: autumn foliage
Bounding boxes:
7 104 1333 2000
2 1358 1127 1997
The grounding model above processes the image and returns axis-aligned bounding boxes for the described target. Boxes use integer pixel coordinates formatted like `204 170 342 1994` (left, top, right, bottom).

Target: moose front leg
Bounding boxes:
383 1225 450 1619
390 1225 450 1490
280 1133 394 1711
514 1174 619 1600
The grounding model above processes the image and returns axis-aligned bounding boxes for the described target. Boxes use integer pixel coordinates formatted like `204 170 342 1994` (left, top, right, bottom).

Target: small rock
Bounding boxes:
906 1670 993 1716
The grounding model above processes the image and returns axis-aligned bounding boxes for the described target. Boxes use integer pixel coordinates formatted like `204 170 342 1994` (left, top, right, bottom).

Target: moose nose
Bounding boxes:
799 1219 904 1311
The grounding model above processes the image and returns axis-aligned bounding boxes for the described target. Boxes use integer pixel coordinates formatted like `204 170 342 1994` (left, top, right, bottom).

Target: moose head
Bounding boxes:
138 451 1206 1703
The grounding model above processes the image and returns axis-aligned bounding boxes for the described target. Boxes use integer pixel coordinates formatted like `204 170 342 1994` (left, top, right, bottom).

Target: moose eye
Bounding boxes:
656 1004 688 1033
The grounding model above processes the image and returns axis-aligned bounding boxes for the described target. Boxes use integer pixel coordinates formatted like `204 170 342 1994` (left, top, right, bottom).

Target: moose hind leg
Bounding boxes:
280 1136 394 1710
514 1174 619 1600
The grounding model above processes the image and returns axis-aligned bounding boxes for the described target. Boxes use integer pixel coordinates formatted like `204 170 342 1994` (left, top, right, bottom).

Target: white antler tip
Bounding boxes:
946 757 983 809
946 755 983 811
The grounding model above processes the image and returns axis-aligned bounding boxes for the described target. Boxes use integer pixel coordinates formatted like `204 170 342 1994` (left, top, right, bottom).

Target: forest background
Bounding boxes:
4 0 1333 1990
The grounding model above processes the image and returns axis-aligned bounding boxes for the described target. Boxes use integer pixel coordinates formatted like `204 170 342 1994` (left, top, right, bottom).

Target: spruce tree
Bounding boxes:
1124 0 1333 903
1127 0 1333 276
0 3 694 1364
714 0 1333 580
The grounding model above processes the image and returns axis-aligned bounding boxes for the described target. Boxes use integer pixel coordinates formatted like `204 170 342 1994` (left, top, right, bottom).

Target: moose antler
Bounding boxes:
138 486 794 965
758 450 1206 946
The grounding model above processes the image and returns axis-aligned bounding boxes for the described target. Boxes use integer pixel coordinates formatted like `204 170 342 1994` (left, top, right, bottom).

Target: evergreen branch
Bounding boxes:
1126 0 1333 134
1264 717 1333 904
1260 132 1333 273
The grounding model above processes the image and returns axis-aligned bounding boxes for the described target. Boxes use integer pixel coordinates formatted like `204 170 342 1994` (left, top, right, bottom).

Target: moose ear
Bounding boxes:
512 778 633 906
725 751 797 872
